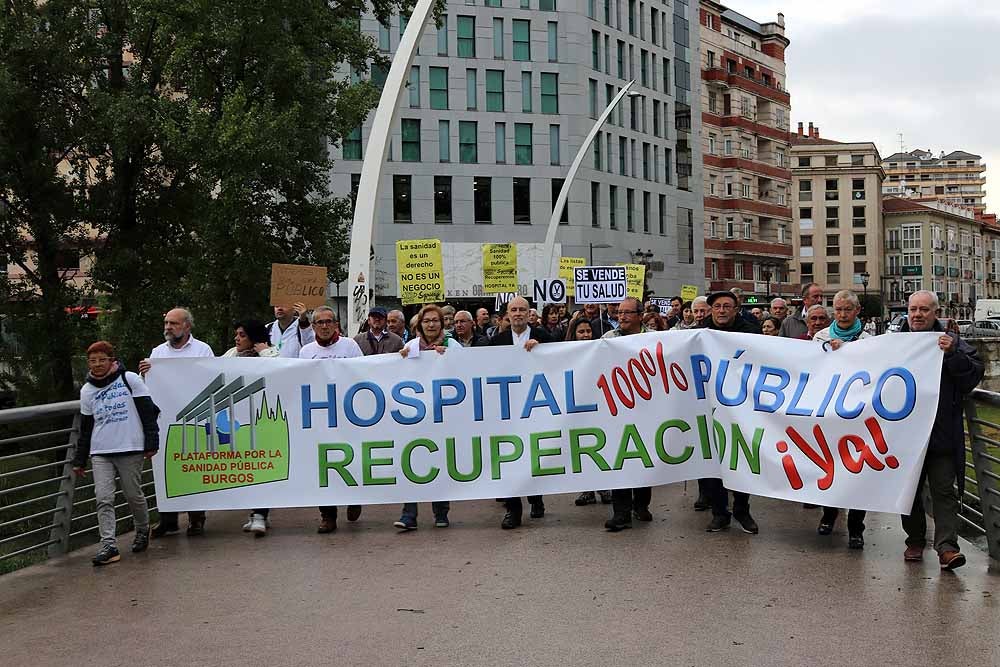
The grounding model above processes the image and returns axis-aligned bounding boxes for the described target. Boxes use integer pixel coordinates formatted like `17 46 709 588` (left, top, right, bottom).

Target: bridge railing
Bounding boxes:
962 389 1000 566
0 401 157 572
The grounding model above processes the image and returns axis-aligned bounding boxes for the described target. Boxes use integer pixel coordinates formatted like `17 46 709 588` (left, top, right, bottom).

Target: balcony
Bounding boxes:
704 196 793 220
704 237 794 258
702 68 791 105
702 112 790 143
704 154 791 181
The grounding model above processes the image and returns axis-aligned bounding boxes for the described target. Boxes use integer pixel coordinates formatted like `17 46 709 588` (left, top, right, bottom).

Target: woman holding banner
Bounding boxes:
395 305 458 529
812 290 872 549
564 319 613 507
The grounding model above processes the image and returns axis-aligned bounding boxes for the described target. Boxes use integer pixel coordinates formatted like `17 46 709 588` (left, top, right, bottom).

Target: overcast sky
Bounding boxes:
732 0 1000 210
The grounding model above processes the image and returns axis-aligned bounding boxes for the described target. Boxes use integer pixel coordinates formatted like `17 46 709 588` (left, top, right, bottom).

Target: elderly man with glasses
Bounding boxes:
601 297 654 531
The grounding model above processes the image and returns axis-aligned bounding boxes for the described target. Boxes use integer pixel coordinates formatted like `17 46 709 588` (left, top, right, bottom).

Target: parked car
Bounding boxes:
888 314 907 332
967 320 1000 338
956 319 974 335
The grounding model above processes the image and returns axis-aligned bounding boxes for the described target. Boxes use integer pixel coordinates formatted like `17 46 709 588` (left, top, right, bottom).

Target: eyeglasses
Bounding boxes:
313 319 336 326
618 310 641 316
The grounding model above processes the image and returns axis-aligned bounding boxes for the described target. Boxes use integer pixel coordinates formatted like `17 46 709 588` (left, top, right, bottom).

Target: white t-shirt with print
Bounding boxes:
298 337 363 360
80 372 150 455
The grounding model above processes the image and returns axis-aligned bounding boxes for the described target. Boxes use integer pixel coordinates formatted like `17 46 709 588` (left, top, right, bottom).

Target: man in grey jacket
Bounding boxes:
779 282 824 339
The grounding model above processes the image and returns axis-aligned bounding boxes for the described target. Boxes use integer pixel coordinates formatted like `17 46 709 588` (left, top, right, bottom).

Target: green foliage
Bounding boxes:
0 0 430 399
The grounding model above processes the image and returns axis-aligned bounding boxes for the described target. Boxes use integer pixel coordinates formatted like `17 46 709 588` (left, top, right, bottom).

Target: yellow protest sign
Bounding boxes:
396 239 445 305
680 284 699 301
481 243 518 294
617 263 646 299
559 257 586 296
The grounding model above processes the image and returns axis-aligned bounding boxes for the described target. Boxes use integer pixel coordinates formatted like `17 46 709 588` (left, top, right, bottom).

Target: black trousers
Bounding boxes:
504 496 543 515
703 478 749 518
611 487 651 516
822 507 866 535
319 505 361 519
157 511 205 528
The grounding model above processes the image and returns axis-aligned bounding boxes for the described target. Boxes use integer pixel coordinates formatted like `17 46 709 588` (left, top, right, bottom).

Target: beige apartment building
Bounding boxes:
789 126 885 306
698 1 794 304
883 197 986 319
882 149 987 214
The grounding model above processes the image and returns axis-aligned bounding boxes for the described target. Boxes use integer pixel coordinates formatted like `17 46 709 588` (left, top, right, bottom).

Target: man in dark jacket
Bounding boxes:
697 291 761 535
452 310 490 347
490 296 553 529
900 290 984 570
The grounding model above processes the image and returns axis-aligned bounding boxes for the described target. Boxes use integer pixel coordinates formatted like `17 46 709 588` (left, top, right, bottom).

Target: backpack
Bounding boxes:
120 371 161 421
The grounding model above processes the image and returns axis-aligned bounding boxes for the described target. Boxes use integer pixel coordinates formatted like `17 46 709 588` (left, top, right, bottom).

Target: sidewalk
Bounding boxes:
1 484 997 666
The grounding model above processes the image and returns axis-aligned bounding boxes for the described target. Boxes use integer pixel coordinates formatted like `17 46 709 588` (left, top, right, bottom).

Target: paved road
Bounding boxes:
2 484 998 667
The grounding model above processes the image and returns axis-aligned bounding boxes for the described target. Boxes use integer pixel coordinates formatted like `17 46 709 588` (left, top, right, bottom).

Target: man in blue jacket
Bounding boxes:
900 290 984 570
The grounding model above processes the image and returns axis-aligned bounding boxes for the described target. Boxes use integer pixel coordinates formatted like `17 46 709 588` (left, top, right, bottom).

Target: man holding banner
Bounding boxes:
601 297 652 532
900 291 984 570
490 296 552 529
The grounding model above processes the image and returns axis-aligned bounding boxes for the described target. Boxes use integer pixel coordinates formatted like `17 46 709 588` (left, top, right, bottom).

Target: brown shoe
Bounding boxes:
903 546 924 562
939 550 966 571
317 518 337 534
346 505 362 522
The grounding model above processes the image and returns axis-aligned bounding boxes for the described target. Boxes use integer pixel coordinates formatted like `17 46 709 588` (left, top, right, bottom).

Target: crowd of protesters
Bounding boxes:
76 284 981 573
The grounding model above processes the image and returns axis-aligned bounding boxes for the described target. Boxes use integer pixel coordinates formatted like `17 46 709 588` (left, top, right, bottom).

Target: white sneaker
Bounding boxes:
250 513 267 536
242 514 254 532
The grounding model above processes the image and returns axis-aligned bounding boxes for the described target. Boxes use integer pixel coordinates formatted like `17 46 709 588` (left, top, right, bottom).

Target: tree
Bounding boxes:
1 0 425 401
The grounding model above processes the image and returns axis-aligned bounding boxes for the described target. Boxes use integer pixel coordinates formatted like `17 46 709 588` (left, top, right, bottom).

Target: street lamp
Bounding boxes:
761 263 774 300
543 81 639 279
860 271 870 317
589 242 612 265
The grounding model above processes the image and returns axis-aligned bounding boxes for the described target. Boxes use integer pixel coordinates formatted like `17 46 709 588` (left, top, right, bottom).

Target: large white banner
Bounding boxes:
147 331 943 513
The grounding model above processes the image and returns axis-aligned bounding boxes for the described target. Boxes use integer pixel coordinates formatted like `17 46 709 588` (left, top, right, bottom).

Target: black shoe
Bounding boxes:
633 507 653 522
529 502 545 519
575 491 597 506
706 515 731 532
346 505 362 522
92 545 121 566
598 490 613 504
186 520 205 537
694 495 710 511
817 522 834 536
501 512 522 529
734 513 759 535
848 534 864 550
151 522 178 538
131 530 149 553
605 513 632 532
802 503 819 509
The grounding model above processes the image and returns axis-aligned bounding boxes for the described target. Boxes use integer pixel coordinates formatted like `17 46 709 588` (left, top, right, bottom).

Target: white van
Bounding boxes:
974 299 1000 322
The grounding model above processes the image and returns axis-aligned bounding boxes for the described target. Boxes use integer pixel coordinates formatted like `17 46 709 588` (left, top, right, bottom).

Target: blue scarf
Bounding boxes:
829 319 863 341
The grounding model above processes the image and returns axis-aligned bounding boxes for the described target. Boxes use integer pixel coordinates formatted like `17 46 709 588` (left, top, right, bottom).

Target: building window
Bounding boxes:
548 21 558 61
393 175 411 223
513 20 531 61
437 15 449 55
429 67 448 109
474 176 492 223
541 73 559 113
726 217 736 239
434 176 452 223
521 72 532 112
799 180 812 201
513 178 531 224
592 31 600 70
409 66 420 107
438 120 450 162
541 0 556 10
642 143 650 180
552 178 568 223
459 121 478 163
741 181 751 198
853 234 866 256
734 262 744 281
902 224 921 250
486 70 504 111
495 122 506 163
852 178 865 200
609 185 618 229
493 18 504 59
852 206 865 228
593 137 602 170
515 123 533 165
378 21 391 52
457 16 476 57
827 262 840 281
824 155 836 167
619 137 626 175
852 154 864 166
589 79 598 118
797 156 811 168
343 127 362 160
466 68 477 109
825 206 839 228
800 207 813 221
617 40 625 78
825 179 838 201
591 182 600 228
549 124 560 165
401 119 421 162
801 235 812 247
827 234 840 256
640 50 648 86
743 219 752 239
626 188 635 232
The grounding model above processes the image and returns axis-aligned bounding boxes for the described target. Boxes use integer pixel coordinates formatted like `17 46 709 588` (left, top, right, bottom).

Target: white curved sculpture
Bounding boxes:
347 0 436 336
542 80 636 280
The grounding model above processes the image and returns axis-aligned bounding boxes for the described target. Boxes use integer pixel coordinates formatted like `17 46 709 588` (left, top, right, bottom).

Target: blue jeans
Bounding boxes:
401 502 450 521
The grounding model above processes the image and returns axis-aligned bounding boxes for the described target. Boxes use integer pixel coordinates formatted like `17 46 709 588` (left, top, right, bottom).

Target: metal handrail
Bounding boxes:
0 399 159 571
962 390 1000 567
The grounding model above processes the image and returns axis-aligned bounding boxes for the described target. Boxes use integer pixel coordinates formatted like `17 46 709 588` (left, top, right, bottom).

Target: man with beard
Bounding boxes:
268 301 315 358
139 308 213 537
490 296 552 529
